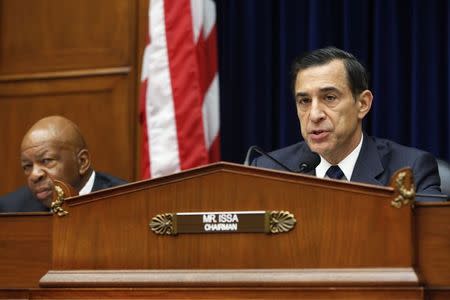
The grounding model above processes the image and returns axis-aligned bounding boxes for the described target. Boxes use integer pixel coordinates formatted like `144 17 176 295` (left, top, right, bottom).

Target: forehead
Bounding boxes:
295 60 349 92
21 141 66 159
21 128 74 149
21 129 74 158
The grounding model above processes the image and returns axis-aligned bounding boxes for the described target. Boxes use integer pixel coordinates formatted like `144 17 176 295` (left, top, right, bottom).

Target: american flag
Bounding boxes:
140 0 220 179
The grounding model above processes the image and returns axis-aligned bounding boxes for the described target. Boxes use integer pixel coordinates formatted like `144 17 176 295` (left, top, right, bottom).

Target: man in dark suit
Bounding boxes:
252 47 442 197
0 116 126 212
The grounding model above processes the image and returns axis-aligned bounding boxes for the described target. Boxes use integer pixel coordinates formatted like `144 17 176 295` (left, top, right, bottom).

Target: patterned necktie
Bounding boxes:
326 165 345 180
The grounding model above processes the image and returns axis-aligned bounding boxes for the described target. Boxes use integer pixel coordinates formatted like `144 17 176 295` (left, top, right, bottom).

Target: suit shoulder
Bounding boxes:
252 142 309 170
368 136 439 184
0 186 48 212
1 186 32 199
370 136 433 159
94 172 127 189
267 142 309 159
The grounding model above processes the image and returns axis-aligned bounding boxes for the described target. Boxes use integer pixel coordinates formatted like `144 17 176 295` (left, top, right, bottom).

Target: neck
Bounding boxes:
323 129 363 165
75 168 93 192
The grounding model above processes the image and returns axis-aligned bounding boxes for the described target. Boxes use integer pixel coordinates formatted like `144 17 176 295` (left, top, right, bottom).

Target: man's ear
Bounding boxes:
357 90 373 119
77 149 91 176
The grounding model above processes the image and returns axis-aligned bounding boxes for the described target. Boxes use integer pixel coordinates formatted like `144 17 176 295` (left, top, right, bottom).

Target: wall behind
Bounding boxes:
0 0 147 194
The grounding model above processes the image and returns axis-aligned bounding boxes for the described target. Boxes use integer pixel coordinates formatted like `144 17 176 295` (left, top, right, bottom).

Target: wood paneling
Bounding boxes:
2 165 449 298
12 287 423 300
0 287 424 300
415 202 450 287
51 163 413 270
0 0 143 194
0 0 135 75
134 0 150 179
0 72 134 193
425 289 450 300
0 213 52 288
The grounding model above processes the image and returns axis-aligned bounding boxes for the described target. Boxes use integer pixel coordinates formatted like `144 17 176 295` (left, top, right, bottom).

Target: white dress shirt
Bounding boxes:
78 171 96 195
315 135 364 181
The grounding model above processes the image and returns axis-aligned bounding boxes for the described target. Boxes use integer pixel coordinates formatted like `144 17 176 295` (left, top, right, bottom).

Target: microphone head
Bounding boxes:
298 152 321 173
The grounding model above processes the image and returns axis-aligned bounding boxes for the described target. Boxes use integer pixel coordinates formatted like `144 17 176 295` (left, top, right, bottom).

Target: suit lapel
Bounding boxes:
351 134 384 185
92 173 103 192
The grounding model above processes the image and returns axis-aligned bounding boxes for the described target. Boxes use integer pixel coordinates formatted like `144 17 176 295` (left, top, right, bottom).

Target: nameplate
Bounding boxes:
149 210 296 235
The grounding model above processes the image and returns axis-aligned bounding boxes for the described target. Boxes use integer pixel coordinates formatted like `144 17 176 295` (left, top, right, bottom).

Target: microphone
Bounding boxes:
298 151 321 173
244 145 294 172
244 145 320 174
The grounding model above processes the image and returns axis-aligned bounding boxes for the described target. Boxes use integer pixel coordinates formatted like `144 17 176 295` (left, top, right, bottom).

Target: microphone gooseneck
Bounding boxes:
298 152 321 173
244 145 294 172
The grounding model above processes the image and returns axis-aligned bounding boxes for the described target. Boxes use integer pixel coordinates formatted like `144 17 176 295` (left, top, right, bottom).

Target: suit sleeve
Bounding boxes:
412 152 442 196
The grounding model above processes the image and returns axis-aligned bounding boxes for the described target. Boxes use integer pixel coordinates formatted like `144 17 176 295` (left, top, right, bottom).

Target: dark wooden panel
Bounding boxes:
0 0 140 194
0 0 135 75
51 164 413 270
425 289 450 300
8 287 423 300
0 73 134 194
0 213 52 288
415 202 450 287
134 0 150 179
0 290 29 299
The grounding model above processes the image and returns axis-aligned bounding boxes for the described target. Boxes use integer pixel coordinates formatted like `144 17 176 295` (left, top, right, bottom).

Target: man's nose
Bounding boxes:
29 165 46 183
309 99 326 123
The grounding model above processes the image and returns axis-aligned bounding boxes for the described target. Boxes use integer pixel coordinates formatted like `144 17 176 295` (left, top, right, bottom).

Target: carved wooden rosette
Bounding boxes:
267 210 297 234
149 213 176 235
389 168 415 208
50 179 77 217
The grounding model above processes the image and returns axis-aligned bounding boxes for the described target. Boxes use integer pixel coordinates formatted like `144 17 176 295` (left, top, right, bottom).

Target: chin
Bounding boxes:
37 196 53 208
307 143 325 155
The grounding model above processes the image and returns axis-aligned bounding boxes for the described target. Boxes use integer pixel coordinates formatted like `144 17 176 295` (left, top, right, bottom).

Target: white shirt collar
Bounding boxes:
315 134 364 180
78 171 96 195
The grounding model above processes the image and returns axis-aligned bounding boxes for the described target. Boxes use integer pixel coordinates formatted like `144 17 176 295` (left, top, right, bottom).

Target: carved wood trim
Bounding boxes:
40 268 419 288
0 67 131 82
64 162 395 207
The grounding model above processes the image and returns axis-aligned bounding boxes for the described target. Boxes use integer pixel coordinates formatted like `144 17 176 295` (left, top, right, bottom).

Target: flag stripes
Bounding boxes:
140 0 220 179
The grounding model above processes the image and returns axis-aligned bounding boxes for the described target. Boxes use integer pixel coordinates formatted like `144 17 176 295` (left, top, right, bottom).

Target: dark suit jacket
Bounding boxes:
252 134 442 199
0 172 127 212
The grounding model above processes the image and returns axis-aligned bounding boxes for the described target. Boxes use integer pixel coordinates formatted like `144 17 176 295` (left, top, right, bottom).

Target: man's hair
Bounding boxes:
291 46 369 98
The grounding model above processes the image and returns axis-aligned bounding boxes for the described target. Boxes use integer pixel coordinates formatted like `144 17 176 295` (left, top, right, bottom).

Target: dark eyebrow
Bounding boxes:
296 86 342 98
295 92 309 98
20 159 31 165
319 86 341 94
21 148 51 162
34 149 50 158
